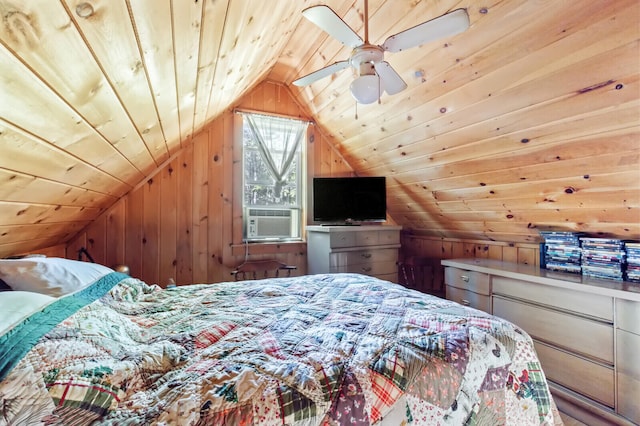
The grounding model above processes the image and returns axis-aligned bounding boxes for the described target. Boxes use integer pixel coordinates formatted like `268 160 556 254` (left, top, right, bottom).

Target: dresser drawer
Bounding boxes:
378 229 400 245
355 230 378 246
336 261 397 276
493 276 613 321
533 340 614 407
330 248 397 266
446 285 491 313
493 296 613 364
330 248 397 277
444 267 490 295
328 231 356 248
616 299 640 334
617 329 640 424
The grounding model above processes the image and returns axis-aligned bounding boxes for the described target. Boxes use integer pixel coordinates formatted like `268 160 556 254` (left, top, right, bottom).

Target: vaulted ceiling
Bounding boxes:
0 0 638 256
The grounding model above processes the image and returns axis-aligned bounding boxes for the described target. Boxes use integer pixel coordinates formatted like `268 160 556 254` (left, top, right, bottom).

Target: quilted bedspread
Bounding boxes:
0 272 561 425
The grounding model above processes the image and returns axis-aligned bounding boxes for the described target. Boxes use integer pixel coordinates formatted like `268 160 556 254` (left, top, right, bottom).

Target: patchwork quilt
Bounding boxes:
0 273 561 425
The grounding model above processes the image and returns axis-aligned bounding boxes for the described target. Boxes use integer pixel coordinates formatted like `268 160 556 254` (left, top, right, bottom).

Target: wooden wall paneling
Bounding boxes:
34 244 67 258
400 235 422 259
0 120 132 197
204 1 256 116
62 0 167 167
0 1 155 179
261 81 277 113
474 244 489 259
442 241 455 259
399 234 543 291
128 0 181 155
2 238 69 258
191 131 210 284
517 246 538 266
331 0 635 149
85 215 107 265
171 0 202 144
105 199 126 269
43 80 488 286
387 130 640 197
141 178 161 285
66 229 87 262
502 245 518 264
1 222 89 249
159 161 178 286
377 102 640 190
488 244 504 261
0 47 142 185
0 169 114 209
227 111 241 272
207 119 226 283
318 132 334 177
217 2 300 109
176 145 194 285
305 126 317 227
191 0 228 138
0 201 103 227
421 237 445 293
462 242 477 258
125 185 144 279
311 126 324 178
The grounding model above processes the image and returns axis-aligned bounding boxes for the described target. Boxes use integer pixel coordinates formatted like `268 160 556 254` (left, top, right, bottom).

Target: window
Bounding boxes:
240 112 307 241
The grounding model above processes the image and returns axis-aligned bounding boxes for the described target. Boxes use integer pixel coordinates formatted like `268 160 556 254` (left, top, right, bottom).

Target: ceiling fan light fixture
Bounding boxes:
350 74 380 104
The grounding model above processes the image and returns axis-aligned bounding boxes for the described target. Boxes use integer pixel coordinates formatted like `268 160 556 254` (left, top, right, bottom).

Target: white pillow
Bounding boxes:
0 257 114 297
0 291 56 335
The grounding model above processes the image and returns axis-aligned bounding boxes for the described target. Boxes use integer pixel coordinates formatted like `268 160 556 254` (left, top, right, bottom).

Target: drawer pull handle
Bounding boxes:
361 253 372 259
460 299 471 306
361 266 372 272
461 275 470 282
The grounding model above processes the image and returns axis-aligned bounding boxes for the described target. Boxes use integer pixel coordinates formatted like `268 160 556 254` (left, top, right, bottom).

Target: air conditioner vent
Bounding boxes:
248 208 291 217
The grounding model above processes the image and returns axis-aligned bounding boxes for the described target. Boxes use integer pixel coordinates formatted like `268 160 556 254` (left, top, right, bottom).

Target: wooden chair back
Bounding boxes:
397 256 444 297
231 259 297 281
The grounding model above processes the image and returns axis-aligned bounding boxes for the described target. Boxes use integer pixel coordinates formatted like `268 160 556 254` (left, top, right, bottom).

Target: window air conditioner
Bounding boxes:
246 207 297 239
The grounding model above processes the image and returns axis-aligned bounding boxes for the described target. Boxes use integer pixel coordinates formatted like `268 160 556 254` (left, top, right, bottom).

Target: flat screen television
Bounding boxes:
313 176 386 224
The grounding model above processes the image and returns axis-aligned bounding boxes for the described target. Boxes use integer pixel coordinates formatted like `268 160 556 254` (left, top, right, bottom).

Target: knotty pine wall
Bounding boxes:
399 232 540 294
65 81 353 286
59 80 545 288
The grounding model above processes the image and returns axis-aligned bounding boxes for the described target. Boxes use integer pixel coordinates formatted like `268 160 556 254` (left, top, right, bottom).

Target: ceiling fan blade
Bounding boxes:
382 8 469 53
375 61 407 95
292 60 351 86
302 5 363 48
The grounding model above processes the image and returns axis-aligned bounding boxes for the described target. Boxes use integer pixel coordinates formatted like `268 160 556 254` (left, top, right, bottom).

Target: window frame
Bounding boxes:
233 110 308 244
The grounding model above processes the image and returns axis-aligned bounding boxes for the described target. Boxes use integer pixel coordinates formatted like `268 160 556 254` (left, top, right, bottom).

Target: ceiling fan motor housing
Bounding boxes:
350 45 384 75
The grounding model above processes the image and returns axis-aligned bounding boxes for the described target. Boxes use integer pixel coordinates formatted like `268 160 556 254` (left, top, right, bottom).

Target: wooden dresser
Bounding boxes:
306 225 401 282
442 258 640 426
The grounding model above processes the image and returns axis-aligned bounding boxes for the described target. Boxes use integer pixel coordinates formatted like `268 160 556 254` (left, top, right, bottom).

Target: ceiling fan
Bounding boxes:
293 1 470 104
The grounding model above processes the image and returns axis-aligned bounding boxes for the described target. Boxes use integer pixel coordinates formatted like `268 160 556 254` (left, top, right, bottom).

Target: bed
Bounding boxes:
0 257 562 425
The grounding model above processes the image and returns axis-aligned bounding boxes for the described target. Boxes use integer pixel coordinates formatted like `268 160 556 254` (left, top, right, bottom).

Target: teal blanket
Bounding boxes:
0 272 128 381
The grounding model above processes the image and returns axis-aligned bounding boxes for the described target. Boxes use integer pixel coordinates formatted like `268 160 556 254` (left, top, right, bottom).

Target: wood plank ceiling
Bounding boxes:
0 0 638 257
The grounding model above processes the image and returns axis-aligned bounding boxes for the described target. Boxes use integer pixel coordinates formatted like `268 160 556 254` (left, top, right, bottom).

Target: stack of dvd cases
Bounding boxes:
540 231 583 274
580 237 625 281
624 242 640 283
